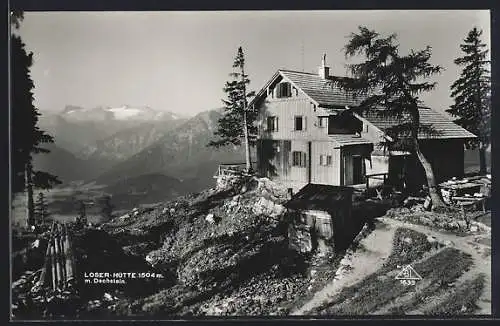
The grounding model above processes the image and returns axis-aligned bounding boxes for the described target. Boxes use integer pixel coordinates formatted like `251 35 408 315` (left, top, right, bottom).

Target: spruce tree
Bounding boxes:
447 27 491 175
35 192 49 225
335 26 446 209
99 196 113 220
10 11 61 227
208 47 257 172
77 200 87 225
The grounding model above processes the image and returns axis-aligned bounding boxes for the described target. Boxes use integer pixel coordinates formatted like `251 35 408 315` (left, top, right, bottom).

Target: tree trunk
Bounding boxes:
25 162 35 228
479 141 487 175
411 103 446 210
241 64 252 173
243 110 252 172
410 108 446 210
414 144 445 210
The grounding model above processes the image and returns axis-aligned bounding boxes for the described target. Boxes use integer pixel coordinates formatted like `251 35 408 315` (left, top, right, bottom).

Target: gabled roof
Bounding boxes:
251 69 477 141
361 108 477 139
279 70 362 108
284 184 353 211
249 69 362 110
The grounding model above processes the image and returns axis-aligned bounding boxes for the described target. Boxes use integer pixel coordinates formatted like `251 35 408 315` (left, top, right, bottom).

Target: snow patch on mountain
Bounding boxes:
109 107 144 120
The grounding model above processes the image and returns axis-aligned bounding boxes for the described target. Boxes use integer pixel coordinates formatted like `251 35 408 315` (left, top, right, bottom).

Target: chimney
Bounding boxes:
318 53 330 79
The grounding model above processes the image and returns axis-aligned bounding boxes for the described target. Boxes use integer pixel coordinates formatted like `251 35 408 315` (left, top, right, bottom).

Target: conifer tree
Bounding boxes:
447 27 491 175
208 47 257 172
35 192 49 225
335 26 446 209
99 196 113 220
10 11 61 227
77 200 87 225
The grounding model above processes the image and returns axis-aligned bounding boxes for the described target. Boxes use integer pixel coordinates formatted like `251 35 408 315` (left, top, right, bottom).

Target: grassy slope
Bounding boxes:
313 227 477 316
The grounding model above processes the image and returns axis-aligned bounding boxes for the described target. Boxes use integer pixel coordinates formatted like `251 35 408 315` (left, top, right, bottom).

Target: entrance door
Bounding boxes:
352 155 363 184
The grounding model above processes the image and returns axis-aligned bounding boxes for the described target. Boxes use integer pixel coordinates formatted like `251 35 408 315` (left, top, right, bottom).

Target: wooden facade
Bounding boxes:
255 73 372 191
252 67 476 193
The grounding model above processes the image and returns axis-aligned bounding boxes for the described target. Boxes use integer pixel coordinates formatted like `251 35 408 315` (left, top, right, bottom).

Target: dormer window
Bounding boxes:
277 82 292 98
268 87 274 98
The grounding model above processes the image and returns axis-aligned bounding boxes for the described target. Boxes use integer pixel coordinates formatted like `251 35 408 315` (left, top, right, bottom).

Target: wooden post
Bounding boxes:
63 225 74 285
50 243 56 291
37 235 52 287
55 235 63 290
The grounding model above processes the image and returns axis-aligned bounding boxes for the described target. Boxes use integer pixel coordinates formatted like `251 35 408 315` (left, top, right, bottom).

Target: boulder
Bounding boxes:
31 239 40 249
426 235 438 243
252 197 285 218
403 237 413 244
145 254 155 266
205 213 216 224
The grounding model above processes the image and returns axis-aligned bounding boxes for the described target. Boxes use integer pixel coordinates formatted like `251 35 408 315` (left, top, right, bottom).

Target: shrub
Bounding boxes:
382 228 435 271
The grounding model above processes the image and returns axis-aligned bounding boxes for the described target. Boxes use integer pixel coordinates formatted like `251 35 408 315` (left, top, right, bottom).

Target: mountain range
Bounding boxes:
93 109 246 190
33 106 246 209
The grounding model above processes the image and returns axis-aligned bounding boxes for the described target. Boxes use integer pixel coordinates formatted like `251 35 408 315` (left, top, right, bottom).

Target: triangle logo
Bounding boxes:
395 265 422 280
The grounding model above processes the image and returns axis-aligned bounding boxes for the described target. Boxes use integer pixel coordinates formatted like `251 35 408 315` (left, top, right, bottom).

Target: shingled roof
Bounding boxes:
279 70 363 108
361 108 477 139
252 69 477 140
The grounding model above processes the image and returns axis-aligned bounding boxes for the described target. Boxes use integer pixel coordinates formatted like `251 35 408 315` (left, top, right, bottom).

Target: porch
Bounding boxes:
213 162 257 178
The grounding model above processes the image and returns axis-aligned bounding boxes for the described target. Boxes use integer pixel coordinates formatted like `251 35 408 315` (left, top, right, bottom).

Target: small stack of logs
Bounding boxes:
34 222 76 292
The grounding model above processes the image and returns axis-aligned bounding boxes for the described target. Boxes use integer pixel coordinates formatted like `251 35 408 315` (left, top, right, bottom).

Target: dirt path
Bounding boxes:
290 221 396 315
292 217 491 316
377 217 491 315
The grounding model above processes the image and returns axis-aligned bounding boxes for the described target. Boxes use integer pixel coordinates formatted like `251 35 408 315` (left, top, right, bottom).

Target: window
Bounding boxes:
318 117 328 128
268 87 274 98
295 116 306 131
277 82 292 98
267 116 278 132
292 151 307 167
319 154 333 166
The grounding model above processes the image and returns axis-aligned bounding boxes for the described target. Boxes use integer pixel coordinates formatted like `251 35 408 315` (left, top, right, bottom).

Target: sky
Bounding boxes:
16 10 491 117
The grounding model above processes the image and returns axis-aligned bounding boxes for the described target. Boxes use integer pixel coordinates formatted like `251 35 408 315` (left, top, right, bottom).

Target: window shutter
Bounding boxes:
319 155 324 166
302 152 307 167
304 116 307 131
276 117 279 132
